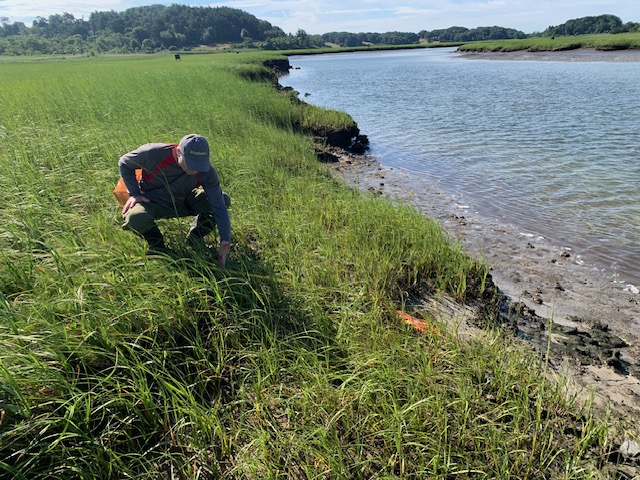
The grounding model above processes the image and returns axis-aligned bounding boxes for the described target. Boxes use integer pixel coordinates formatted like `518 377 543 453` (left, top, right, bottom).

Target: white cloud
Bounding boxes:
1 0 133 22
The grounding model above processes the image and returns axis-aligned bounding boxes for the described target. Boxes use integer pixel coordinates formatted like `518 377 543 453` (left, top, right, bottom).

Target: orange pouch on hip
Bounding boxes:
113 169 142 207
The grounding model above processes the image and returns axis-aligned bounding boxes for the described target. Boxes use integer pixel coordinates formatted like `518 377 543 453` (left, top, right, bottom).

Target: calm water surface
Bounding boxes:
280 48 640 286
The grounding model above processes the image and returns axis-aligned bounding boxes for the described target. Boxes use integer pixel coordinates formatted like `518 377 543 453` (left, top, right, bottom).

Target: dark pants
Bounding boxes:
123 188 221 246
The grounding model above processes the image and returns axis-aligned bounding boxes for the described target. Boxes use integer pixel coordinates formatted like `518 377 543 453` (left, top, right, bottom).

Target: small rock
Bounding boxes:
619 440 640 459
587 319 609 332
554 282 565 291
560 252 571 258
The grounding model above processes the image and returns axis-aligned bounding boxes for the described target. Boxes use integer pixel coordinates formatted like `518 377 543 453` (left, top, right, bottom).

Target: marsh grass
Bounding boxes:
0 52 626 478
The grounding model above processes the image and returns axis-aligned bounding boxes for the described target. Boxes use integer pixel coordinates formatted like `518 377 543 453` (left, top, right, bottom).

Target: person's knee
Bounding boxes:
123 209 156 235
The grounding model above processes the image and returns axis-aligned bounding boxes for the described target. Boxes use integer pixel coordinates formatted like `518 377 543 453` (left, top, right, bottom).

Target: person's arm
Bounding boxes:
120 194 150 215
202 171 231 267
217 240 231 268
118 162 141 196
118 148 151 215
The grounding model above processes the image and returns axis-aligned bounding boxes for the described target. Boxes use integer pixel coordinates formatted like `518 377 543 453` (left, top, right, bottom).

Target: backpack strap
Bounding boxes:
142 145 178 182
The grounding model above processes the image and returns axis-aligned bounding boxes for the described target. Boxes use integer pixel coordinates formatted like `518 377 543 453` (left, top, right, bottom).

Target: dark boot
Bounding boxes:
142 225 167 254
185 193 229 250
186 214 216 248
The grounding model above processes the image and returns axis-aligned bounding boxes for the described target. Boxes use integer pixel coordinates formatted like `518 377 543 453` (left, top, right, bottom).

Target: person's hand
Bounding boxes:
218 241 231 268
122 195 150 216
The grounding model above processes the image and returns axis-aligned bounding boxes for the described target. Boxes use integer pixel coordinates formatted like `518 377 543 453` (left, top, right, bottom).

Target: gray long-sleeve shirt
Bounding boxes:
118 143 231 242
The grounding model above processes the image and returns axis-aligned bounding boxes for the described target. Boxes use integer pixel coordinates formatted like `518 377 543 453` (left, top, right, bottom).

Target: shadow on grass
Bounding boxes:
0 240 351 478
109 239 347 395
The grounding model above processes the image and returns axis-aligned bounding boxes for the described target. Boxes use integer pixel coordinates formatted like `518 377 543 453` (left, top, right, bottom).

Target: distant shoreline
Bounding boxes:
456 48 640 62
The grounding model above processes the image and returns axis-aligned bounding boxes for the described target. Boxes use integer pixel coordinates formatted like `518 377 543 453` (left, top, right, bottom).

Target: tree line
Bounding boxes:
321 31 420 47
540 14 639 37
0 7 638 56
417 26 526 43
0 5 311 55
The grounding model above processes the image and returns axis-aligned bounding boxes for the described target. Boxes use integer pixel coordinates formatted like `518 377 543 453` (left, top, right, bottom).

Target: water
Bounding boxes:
280 48 640 287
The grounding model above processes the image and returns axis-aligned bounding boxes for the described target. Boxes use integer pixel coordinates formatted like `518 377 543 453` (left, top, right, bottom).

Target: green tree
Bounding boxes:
296 28 308 47
141 38 156 52
131 26 148 44
0 17 27 37
543 14 623 36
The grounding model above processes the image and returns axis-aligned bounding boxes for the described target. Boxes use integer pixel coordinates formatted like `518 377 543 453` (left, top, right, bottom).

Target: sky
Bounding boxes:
1 0 639 35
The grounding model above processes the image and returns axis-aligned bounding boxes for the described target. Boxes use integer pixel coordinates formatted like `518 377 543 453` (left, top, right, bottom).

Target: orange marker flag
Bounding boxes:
396 310 440 335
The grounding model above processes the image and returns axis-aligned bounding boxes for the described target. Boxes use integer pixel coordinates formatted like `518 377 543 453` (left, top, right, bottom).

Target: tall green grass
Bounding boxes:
0 52 627 478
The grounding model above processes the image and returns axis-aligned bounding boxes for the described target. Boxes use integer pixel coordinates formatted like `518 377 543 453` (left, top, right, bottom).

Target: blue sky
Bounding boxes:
1 0 639 34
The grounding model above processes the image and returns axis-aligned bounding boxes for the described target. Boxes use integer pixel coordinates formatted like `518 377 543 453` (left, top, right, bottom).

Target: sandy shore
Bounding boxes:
329 150 640 419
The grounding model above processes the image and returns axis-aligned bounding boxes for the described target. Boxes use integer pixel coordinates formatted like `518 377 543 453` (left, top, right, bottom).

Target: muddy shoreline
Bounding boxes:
456 47 640 63
325 147 640 419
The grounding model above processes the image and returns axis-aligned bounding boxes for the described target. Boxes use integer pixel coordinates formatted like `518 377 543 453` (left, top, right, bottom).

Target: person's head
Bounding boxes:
177 134 211 174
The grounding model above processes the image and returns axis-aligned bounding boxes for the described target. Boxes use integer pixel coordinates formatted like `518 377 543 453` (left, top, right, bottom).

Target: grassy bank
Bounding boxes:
458 32 640 52
276 42 462 56
0 52 632 478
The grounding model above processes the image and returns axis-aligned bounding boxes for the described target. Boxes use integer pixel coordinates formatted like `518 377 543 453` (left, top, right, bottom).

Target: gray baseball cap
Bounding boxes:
178 134 211 172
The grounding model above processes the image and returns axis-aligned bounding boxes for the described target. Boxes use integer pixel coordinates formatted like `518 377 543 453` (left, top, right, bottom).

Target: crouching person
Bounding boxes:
117 134 231 267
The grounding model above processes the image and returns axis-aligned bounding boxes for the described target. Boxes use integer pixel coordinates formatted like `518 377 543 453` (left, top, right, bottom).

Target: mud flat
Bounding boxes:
457 48 640 62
